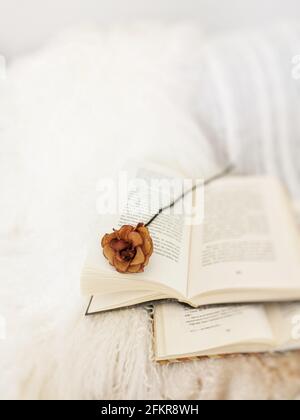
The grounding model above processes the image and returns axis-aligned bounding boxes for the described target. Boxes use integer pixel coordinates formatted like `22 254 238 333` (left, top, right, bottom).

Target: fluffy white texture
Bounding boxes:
1 23 300 400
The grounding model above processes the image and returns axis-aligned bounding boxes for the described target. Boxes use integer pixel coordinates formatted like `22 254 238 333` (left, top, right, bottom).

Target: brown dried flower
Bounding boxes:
101 223 154 273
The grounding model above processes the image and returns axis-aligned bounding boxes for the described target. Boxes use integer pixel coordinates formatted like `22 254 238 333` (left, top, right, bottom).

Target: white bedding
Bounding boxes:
1 23 300 400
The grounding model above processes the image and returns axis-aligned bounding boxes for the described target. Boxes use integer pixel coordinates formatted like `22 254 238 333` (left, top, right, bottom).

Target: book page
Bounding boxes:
188 177 300 298
155 302 275 360
266 202 300 351
81 165 191 297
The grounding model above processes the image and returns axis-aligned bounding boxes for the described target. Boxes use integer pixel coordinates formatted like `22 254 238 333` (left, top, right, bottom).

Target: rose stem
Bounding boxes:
145 164 235 228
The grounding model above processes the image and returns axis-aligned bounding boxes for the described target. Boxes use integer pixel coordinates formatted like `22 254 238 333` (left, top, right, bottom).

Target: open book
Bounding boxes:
154 301 300 362
82 167 300 313
153 203 300 361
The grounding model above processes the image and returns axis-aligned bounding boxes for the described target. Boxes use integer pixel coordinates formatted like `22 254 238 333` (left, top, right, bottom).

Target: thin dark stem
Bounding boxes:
145 164 235 227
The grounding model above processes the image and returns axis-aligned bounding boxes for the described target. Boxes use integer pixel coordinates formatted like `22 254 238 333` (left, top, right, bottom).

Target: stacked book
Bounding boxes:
81 165 300 362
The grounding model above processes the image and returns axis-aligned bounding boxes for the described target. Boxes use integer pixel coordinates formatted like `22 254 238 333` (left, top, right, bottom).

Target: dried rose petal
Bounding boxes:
101 224 153 273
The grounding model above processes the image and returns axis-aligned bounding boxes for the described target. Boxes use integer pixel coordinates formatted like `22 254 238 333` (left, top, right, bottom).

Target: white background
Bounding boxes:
1 0 300 58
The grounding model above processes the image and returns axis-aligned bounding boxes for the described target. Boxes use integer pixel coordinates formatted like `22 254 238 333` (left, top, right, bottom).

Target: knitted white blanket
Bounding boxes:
1 23 300 400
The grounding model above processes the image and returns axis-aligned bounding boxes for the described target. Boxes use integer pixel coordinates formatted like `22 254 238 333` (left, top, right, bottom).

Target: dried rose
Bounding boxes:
101 223 154 273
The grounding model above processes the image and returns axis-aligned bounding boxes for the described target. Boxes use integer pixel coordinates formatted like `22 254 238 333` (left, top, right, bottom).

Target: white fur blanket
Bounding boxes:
1 23 300 400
